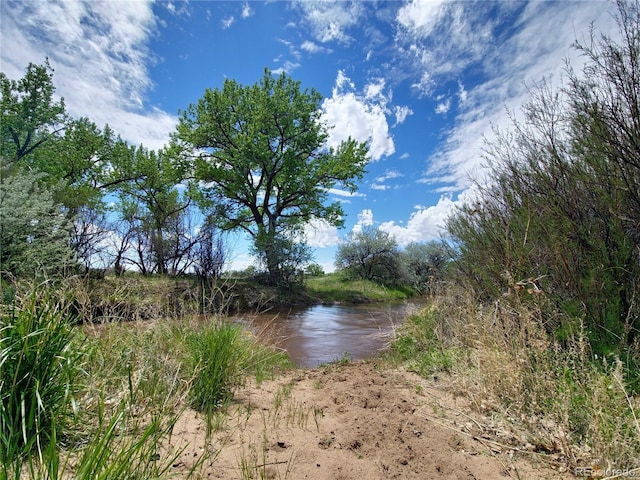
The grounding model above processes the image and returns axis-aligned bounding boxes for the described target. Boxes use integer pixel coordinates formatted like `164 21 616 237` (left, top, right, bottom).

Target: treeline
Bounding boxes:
0 65 368 286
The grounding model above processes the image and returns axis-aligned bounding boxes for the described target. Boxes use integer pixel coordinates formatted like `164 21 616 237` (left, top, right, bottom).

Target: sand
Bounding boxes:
167 361 570 479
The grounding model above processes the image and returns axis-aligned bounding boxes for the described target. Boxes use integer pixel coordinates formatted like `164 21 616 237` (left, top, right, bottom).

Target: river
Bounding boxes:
235 302 417 368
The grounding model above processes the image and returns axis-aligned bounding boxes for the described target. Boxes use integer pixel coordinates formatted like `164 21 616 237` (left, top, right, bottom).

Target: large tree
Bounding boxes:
173 69 368 285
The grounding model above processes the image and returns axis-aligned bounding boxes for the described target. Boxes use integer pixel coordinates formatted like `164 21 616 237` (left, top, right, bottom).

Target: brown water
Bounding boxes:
235 303 416 368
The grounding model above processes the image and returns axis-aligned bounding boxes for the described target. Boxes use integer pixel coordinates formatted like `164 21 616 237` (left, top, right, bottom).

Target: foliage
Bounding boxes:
173 68 369 285
0 288 81 474
251 229 313 287
112 147 197 276
401 241 450 294
0 61 141 275
0 60 66 163
0 160 75 277
446 1 640 365
304 263 325 276
335 227 402 285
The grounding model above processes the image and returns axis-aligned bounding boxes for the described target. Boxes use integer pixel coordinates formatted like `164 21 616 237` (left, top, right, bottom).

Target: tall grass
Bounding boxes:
391 285 640 471
0 277 293 479
0 289 81 477
185 320 292 414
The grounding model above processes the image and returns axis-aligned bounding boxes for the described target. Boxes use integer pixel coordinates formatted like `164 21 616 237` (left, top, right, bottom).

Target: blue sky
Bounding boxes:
0 1 620 272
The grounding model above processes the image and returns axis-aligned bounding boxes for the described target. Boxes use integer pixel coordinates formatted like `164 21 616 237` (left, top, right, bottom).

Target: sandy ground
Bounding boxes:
167 362 571 479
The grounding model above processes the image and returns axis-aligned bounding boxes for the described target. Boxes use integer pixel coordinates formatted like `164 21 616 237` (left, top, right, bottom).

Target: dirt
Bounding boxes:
167 362 571 479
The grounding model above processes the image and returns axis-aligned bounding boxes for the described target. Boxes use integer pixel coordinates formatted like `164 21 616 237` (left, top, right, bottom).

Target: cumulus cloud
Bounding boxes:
0 0 176 150
379 195 455 246
322 71 395 161
304 218 340 248
351 209 374 235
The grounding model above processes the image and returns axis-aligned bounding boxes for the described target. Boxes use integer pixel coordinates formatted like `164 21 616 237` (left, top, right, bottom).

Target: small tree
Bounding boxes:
335 227 402 284
0 159 74 277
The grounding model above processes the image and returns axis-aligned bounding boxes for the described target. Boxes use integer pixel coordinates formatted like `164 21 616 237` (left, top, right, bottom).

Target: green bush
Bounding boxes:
0 290 81 475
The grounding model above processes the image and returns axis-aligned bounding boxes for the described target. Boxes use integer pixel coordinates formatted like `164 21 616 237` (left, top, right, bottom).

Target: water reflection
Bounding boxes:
235 303 415 368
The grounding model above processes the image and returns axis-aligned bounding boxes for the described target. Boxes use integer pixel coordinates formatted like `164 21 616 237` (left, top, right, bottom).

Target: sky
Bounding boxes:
0 0 621 273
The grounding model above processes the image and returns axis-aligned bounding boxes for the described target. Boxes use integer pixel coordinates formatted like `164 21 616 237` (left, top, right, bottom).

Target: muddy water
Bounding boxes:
235 303 416 368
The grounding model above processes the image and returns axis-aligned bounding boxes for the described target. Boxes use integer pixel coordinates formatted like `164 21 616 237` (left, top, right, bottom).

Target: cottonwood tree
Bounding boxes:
173 69 368 286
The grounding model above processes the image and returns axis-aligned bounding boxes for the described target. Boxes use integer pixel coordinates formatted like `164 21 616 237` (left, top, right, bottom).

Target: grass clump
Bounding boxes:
185 320 292 413
389 307 464 376
0 288 82 477
186 322 246 412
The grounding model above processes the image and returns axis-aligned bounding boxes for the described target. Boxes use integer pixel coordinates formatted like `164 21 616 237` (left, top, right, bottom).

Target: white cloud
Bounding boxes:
272 61 301 75
328 188 366 199
241 2 253 19
457 81 468 105
351 209 374 235
222 16 235 29
0 0 176 150
376 170 403 183
435 98 451 114
370 184 388 191
304 218 340 248
322 71 395 161
301 40 328 54
394 105 413 126
396 0 448 37
379 195 455 246
293 1 364 44
364 78 387 103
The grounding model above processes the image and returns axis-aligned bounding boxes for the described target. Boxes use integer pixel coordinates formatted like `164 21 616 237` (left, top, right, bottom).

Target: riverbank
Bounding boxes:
71 273 416 323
